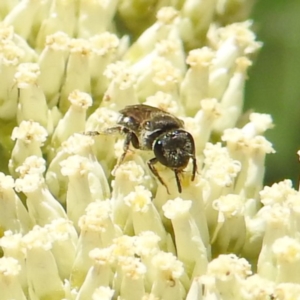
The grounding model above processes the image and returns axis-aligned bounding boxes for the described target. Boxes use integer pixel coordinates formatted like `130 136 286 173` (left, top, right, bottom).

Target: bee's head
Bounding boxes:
153 129 196 171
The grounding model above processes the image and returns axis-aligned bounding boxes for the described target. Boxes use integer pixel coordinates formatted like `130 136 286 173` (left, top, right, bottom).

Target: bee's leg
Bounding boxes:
83 126 122 136
174 170 182 193
147 158 170 194
82 130 101 136
112 129 138 175
191 156 197 181
117 130 133 165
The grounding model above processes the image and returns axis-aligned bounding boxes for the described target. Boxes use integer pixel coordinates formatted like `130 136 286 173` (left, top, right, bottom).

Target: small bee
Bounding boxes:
90 104 197 193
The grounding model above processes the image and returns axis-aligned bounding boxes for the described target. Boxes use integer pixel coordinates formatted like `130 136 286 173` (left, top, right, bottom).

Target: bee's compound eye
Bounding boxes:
153 139 168 166
153 130 195 169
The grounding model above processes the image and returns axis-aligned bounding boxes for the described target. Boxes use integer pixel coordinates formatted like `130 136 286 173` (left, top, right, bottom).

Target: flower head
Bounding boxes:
0 1 294 300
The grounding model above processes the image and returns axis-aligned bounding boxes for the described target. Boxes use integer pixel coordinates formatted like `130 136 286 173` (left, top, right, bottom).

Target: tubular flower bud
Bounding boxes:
145 91 181 116
131 38 186 80
257 205 292 280
0 230 29 294
15 63 51 131
222 126 275 199
77 0 118 39
51 90 92 149
209 21 261 100
60 155 94 228
163 198 209 277
123 6 180 63
274 283 300 300
151 251 186 300
0 39 22 121
48 133 111 206
240 274 275 300
38 31 70 107
181 47 214 116
155 39 186 74
259 180 297 207
15 171 67 226
111 160 153 230
115 256 147 300
211 194 246 255
89 32 120 100
0 172 32 234
202 142 241 206
35 0 77 50
181 0 217 48
59 38 91 113
213 57 252 133
70 201 121 289
103 61 138 110
3 0 47 41
272 236 300 284
124 186 168 248
45 218 78 281
0 256 26 300
9 120 48 177
76 247 114 299
135 56 181 101
92 286 115 300
204 254 252 298
193 98 222 154
22 225 65 300
242 113 274 137
85 107 119 175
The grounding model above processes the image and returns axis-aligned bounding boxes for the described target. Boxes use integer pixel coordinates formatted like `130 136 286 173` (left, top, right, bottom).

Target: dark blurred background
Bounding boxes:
246 0 300 187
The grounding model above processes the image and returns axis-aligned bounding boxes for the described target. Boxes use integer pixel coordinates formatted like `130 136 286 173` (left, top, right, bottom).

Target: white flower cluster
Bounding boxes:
0 1 297 300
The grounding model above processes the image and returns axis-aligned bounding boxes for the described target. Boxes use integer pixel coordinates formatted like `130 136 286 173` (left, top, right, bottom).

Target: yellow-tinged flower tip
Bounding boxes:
89 32 119 56
152 57 181 86
15 155 46 177
163 198 192 219
186 47 215 67
0 256 21 276
124 186 152 213
0 23 14 40
15 173 44 193
60 155 92 177
0 172 14 189
108 67 136 91
78 200 114 233
1 43 24 66
68 90 93 109
134 231 161 257
152 251 184 280
118 256 147 280
156 7 179 24
92 286 115 300
112 235 137 258
272 236 300 263
89 247 114 265
274 283 300 299
11 120 48 144
44 31 70 50
207 254 252 280
14 62 40 88
212 194 244 218
145 91 180 115
259 180 297 206
103 61 128 79
68 38 91 55
112 160 148 185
